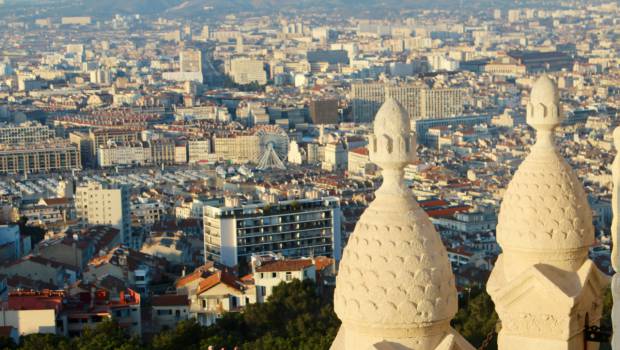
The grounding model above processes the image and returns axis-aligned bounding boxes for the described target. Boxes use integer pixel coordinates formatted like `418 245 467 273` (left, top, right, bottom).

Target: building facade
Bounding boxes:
227 58 267 85
351 82 467 123
203 197 342 267
0 140 80 174
75 182 132 246
0 122 53 144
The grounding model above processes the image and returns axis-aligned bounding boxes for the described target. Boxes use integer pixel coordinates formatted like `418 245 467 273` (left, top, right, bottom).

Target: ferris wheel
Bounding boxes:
255 126 289 170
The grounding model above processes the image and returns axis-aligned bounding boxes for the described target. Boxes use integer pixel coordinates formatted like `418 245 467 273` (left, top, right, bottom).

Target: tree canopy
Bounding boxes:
1 279 339 350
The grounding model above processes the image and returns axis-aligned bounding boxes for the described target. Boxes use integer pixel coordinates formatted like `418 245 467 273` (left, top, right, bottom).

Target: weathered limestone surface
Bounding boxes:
487 76 609 350
331 98 474 350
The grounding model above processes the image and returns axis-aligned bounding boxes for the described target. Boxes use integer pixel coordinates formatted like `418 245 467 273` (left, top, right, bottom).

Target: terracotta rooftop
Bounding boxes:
350 147 369 156
313 257 334 272
7 290 65 311
175 262 214 288
255 259 314 273
42 198 71 206
197 271 243 295
152 294 189 307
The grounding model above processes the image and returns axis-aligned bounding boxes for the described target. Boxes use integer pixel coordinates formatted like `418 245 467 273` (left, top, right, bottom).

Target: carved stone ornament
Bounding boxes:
331 98 474 350
487 76 609 350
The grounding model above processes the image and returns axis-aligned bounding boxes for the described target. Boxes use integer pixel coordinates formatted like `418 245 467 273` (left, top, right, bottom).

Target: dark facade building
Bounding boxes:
309 99 339 125
307 50 349 65
507 50 574 72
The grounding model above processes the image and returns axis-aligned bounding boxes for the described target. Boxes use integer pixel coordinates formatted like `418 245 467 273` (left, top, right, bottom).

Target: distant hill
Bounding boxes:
2 0 563 18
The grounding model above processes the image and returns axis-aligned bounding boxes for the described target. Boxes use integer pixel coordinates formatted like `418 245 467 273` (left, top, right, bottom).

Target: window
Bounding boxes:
285 272 292 281
272 272 277 278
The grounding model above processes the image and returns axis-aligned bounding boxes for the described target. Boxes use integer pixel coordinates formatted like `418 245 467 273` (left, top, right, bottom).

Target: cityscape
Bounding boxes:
0 0 618 349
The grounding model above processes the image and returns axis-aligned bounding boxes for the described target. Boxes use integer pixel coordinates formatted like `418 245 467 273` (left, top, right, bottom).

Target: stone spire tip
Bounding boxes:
369 98 416 171
527 75 563 133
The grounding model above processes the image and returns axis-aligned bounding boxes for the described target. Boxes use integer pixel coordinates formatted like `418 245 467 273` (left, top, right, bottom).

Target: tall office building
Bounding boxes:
75 182 132 246
203 197 342 267
351 82 466 122
227 58 268 85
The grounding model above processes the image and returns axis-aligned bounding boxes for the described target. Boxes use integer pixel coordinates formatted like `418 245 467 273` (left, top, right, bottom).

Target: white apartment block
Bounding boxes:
204 197 342 267
0 122 53 144
188 139 211 163
75 182 132 246
322 142 347 172
97 142 150 167
180 49 203 73
227 58 268 85
213 134 260 164
252 256 317 303
351 82 467 122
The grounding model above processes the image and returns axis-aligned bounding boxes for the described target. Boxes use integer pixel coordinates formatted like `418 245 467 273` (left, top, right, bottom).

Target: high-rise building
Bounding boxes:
352 82 423 122
309 99 339 125
180 49 203 74
419 88 467 119
351 82 466 122
75 182 132 246
351 82 385 123
203 197 342 267
227 58 267 85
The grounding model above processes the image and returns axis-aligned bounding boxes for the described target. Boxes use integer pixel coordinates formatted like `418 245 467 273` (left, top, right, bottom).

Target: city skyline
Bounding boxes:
0 0 617 349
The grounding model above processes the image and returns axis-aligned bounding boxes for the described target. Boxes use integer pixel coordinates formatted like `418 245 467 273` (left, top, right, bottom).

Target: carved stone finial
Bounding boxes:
369 97 416 171
331 99 473 350
527 75 562 132
487 75 609 350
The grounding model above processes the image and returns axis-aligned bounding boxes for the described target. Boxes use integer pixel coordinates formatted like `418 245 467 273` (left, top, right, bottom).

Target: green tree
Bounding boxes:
152 319 203 350
452 287 498 350
0 336 16 350
72 320 141 350
18 333 71 350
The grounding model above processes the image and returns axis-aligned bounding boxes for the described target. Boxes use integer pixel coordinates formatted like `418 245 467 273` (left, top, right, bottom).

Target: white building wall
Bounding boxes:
0 309 57 335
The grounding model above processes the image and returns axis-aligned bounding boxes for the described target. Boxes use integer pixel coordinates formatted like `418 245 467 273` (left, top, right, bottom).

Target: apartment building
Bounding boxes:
227 58 267 85
212 134 260 164
0 122 53 144
203 197 342 267
75 182 132 246
351 82 467 122
0 140 80 174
